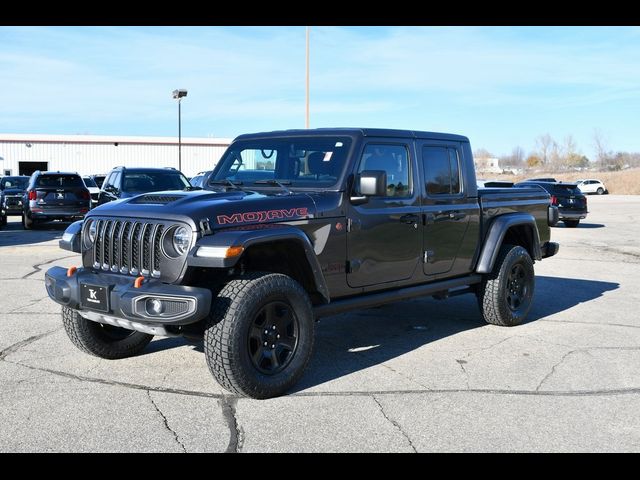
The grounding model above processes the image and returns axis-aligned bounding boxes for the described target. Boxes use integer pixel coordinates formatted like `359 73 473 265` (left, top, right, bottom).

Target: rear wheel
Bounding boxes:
564 219 580 228
22 212 34 230
597 187 604 195
477 244 535 327
204 272 314 399
62 306 153 359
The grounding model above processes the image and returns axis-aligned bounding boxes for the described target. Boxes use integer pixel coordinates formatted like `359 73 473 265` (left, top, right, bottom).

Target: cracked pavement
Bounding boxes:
1 196 639 452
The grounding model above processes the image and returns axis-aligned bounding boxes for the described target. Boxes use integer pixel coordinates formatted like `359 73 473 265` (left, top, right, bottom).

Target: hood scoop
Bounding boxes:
132 194 185 204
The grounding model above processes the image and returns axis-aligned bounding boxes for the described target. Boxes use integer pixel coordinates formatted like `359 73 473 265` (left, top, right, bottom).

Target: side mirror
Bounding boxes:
358 170 387 197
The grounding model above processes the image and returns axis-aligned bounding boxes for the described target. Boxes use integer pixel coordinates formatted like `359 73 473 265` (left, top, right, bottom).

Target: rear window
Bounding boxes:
551 184 580 195
36 175 84 188
1 177 29 190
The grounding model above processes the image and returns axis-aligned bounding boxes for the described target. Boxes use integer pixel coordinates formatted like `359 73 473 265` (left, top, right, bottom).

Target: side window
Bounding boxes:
358 144 411 197
423 146 462 195
102 172 115 190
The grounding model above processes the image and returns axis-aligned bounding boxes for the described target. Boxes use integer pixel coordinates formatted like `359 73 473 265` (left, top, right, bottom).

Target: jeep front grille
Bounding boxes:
90 219 169 278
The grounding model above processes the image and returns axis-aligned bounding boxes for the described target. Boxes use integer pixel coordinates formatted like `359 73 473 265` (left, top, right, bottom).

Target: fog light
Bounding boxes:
146 298 165 316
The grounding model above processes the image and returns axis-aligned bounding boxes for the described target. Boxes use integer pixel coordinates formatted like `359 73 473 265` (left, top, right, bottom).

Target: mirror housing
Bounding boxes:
358 170 387 197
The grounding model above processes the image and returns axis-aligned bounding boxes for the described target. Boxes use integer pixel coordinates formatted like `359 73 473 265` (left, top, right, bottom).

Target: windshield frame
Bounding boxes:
208 135 356 192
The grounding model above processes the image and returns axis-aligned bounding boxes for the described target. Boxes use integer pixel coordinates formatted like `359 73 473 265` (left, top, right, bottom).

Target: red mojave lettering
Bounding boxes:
217 207 309 225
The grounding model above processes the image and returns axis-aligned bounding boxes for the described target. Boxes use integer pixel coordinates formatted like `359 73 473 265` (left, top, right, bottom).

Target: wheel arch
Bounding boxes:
476 213 541 274
187 226 330 304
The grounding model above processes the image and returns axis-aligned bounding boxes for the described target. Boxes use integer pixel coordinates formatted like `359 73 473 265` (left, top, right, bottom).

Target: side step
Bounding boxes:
313 274 482 318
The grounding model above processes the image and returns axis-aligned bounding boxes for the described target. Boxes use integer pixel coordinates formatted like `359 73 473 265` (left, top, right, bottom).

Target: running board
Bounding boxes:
313 274 482 318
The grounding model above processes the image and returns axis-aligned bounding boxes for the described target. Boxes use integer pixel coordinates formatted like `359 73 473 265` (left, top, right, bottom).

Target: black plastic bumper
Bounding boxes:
541 241 560 258
44 266 211 326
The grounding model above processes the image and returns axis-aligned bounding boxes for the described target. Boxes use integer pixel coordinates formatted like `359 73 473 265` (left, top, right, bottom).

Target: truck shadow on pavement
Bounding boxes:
141 275 619 392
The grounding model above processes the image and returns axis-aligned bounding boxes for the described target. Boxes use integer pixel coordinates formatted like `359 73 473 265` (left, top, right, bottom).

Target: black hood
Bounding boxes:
84 189 319 231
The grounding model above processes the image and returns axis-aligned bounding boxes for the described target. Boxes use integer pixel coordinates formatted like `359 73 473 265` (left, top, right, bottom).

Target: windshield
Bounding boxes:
1 177 29 190
82 177 98 188
210 137 352 189
93 175 106 188
121 171 191 192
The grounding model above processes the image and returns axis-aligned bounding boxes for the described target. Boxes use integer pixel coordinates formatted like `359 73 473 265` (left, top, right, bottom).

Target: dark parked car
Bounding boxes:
97 167 192 206
1 176 30 224
22 171 91 230
515 181 587 227
527 177 557 182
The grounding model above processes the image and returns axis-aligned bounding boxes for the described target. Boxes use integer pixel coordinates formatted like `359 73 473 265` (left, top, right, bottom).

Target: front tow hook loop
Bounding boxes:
134 276 145 288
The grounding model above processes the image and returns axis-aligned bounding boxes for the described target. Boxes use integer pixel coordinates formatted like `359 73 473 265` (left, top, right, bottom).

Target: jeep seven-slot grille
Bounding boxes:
91 219 168 278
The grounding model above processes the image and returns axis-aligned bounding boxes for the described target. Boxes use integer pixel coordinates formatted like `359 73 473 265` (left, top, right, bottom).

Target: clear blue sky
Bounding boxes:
1 26 639 158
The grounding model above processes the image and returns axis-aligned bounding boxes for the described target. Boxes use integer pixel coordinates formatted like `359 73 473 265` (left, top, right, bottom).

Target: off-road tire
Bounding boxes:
564 219 580 228
204 272 314 399
477 244 534 327
62 306 153 359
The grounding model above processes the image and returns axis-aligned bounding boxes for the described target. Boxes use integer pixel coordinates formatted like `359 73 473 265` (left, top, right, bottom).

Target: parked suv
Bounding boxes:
1 176 30 225
97 167 192 206
515 180 587 227
189 170 212 188
576 179 607 195
82 176 101 207
22 171 91 229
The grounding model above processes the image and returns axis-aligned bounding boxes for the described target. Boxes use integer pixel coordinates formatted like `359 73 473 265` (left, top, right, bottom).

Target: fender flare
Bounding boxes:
476 213 541 274
187 226 330 303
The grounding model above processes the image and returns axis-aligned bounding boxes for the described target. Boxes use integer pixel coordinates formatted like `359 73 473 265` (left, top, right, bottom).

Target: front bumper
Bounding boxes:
45 267 212 332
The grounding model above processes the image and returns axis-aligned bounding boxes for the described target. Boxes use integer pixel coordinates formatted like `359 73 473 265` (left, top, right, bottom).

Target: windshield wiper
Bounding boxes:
209 179 244 191
253 179 293 195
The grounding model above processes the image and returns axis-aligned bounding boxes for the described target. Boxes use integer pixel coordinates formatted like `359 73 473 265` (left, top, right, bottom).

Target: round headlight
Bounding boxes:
172 226 191 256
84 220 97 249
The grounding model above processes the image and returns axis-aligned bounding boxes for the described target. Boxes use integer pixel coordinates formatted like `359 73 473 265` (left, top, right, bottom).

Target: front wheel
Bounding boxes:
62 307 153 359
477 244 535 327
564 219 580 228
204 272 314 399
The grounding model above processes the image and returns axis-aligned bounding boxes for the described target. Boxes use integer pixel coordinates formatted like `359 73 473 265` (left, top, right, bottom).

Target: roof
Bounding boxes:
234 127 469 142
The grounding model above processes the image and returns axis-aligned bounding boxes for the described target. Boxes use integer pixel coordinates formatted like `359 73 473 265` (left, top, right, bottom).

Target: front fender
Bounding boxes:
476 213 541 274
59 220 83 253
187 225 329 302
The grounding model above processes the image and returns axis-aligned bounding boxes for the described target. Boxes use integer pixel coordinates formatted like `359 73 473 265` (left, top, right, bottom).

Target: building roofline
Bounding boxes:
0 133 232 147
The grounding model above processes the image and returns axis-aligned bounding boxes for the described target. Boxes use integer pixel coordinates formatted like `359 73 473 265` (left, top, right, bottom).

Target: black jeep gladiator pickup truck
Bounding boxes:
45 128 559 399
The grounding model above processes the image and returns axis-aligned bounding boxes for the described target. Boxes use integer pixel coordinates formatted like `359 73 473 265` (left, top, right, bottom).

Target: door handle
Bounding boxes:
400 214 419 224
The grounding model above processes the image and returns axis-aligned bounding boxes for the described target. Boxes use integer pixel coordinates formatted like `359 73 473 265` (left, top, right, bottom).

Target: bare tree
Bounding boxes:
534 134 554 165
592 128 611 168
473 148 493 159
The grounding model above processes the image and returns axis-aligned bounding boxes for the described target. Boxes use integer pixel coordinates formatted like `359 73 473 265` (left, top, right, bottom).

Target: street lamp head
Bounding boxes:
172 89 188 99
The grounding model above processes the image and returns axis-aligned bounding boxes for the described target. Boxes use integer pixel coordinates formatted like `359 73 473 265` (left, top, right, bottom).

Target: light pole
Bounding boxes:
172 89 188 171
305 26 310 129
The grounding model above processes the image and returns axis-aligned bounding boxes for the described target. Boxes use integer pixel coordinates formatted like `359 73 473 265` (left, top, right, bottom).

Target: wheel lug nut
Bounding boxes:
272 325 276 330
276 334 280 339
264 329 268 334
263 342 268 346
271 344 275 349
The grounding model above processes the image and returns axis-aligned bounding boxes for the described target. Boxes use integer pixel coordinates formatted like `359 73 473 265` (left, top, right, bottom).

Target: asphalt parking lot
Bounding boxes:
1 195 639 452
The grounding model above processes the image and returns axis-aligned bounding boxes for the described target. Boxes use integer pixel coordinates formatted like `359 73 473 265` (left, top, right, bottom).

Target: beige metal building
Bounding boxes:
0 134 232 178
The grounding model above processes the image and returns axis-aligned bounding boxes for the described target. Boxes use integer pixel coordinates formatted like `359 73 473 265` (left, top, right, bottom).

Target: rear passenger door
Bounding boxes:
420 143 473 276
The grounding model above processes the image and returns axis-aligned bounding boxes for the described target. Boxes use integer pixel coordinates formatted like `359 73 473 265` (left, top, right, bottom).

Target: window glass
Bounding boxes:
35 174 84 188
358 144 411 197
423 146 462 195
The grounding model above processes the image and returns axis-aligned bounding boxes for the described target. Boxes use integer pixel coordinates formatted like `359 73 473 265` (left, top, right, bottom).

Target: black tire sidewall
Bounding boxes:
205 273 314 399
237 288 312 393
495 246 535 325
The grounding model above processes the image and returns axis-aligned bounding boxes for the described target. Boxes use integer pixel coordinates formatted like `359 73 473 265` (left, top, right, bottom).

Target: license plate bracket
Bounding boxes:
80 284 110 312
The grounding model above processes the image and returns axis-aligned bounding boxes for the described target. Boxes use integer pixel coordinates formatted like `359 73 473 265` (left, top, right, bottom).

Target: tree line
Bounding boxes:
475 130 640 172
